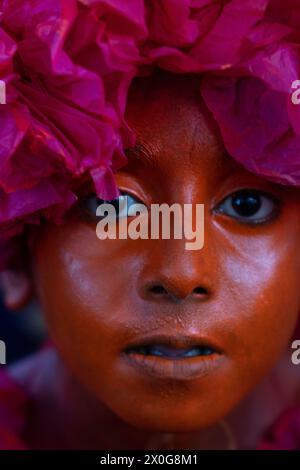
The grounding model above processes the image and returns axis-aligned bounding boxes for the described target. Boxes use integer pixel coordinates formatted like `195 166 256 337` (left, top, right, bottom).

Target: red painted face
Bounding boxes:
30 73 300 432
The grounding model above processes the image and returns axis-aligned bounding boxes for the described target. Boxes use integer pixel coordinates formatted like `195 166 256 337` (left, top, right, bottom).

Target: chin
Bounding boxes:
108 399 224 433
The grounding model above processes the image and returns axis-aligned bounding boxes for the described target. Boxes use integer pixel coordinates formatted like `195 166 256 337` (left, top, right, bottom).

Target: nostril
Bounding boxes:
147 284 209 300
193 286 208 296
149 285 168 295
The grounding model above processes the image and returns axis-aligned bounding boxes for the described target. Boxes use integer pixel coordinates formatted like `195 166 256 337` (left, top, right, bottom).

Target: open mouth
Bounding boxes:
123 333 222 360
125 344 216 359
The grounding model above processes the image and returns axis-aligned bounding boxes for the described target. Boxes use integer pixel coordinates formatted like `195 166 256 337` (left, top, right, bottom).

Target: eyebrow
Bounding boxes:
125 141 159 170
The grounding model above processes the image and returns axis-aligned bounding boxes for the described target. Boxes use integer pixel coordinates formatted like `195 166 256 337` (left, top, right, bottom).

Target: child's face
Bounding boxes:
31 74 300 432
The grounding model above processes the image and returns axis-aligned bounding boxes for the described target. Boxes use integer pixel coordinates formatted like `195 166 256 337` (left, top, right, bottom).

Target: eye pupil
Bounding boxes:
98 196 126 217
232 191 261 217
107 198 120 213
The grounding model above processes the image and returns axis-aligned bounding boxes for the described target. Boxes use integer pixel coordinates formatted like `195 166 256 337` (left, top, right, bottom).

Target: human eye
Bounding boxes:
81 191 142 220
213 189 280 225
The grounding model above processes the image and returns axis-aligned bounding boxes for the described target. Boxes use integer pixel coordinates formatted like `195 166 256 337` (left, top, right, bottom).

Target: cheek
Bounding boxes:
216 231 300 384
32 222 141 383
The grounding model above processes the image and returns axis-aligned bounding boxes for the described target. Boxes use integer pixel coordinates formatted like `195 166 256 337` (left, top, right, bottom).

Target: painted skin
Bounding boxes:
5 72 300 449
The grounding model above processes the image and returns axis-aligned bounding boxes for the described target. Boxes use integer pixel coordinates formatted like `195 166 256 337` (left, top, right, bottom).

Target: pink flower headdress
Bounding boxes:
1 0 300 267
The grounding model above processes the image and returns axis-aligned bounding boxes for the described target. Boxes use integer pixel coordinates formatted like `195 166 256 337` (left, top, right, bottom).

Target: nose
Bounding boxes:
138 241 212 303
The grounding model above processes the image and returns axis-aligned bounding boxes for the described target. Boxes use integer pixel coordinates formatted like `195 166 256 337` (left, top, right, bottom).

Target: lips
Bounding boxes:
122 333 223 380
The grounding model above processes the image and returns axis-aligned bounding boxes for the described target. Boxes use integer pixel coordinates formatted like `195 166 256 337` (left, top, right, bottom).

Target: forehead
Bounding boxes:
124 72 239 182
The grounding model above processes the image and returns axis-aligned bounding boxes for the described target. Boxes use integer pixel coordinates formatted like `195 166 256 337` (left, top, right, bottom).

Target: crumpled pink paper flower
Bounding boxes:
1 0 300 268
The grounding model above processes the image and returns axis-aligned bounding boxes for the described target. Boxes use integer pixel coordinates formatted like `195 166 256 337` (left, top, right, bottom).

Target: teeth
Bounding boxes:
129 345 214 358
